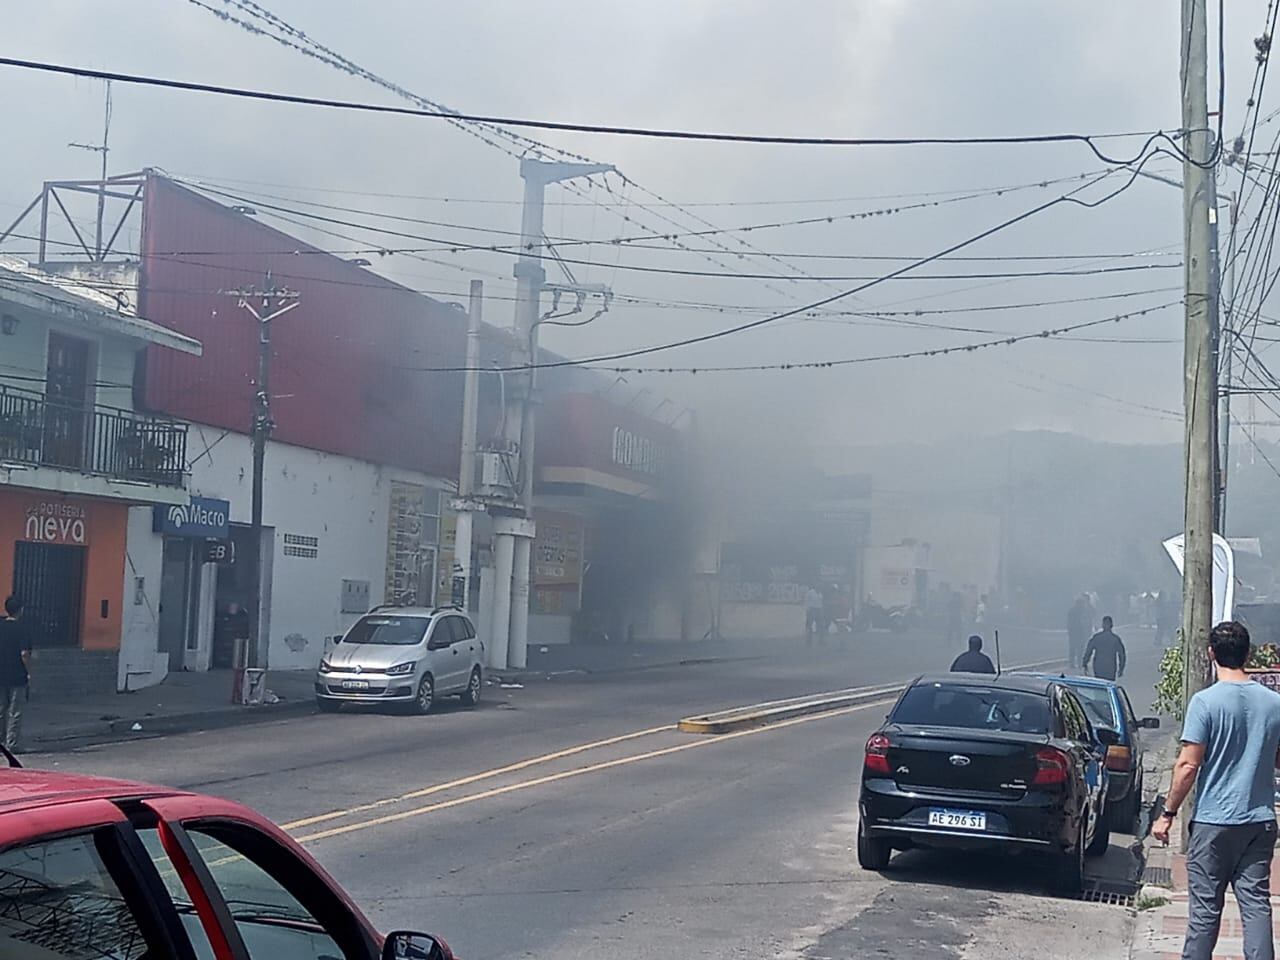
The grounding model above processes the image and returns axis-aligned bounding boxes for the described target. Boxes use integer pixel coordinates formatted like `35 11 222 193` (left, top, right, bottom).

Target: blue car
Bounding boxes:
1025 673 1161 831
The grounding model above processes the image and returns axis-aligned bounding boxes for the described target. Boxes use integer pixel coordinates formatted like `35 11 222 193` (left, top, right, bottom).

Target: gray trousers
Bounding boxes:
1183 820 1277 960
0 687 22 752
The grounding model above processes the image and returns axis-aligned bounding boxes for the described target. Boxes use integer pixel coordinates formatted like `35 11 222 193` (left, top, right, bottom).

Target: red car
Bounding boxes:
0 765 452 960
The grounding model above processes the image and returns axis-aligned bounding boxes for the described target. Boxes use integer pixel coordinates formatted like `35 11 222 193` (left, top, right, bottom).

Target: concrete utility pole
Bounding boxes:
1180 0 1216 712
450 280 486 612
497 158 611 670
226 273 300 670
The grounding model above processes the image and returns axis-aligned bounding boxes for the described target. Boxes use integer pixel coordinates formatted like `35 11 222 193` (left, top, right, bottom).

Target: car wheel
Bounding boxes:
413 674 435 715
316 698 341 714
461 667 482 707
1055 822 1086 896
856 818 892 871
1086 810 1110 857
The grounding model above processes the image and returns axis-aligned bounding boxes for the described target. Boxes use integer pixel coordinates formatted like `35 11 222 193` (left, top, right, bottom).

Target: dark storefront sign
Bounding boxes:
538 393 683 489
202 539 235 565
153 497 230 539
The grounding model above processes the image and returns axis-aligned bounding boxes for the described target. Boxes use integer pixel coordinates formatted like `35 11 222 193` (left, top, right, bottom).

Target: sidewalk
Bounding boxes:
1128 730 1280 960
1131 851 1280 960
22 668 316 752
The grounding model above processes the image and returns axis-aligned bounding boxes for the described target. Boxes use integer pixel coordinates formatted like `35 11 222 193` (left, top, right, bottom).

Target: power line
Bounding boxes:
166 163 1178 209
183 0 1185 324
176 173 1119 252
148 173 1188 262
169 179 1182 282
0 55 1174 153
400 301 1179 375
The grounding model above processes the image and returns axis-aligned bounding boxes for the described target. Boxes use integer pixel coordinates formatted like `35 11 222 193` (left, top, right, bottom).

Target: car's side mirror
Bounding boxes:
1140 717 1161 730
1095 727 1120 746
382 931 454 960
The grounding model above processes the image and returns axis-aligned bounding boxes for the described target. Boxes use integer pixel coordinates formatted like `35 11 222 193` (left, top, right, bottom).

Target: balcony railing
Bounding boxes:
0 384 188 488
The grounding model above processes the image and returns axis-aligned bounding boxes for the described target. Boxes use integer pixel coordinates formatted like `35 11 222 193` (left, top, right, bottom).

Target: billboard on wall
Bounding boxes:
532 511 585 615
385 481 440 607
719 542 852 605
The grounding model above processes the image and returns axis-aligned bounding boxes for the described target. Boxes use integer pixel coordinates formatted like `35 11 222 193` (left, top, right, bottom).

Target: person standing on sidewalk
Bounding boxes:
0 597 31 753
1153 621 1280 960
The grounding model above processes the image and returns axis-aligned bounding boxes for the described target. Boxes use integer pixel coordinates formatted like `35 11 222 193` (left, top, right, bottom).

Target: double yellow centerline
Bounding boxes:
286 657 1064 846
287 700 893 845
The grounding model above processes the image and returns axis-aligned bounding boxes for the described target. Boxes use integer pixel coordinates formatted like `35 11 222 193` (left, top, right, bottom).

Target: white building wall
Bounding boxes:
182 425 450 673
119 506 166 691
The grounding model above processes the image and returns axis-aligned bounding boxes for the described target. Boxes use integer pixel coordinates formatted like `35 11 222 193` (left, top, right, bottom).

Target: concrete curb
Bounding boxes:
676 656 1070 735
28 698 317 752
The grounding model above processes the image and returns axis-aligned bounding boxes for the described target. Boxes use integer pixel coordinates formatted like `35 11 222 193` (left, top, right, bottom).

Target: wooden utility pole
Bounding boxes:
1180 0 1216 715
225 273 300 670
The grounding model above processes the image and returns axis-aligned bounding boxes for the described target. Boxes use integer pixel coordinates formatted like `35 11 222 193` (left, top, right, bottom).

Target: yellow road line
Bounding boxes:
294 697 895 845
287 657 1065 839
280 724 674 831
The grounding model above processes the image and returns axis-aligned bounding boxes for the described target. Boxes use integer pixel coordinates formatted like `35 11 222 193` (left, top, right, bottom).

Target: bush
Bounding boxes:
1152 638 1280 720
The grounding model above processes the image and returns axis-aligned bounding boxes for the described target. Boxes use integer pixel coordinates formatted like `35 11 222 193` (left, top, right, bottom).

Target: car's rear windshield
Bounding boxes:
892 683 1051 734
344 616 428 645
1065 683 1118 729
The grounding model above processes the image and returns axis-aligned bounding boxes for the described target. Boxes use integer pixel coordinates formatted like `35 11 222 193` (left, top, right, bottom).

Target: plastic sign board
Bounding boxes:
1162 532 1235 625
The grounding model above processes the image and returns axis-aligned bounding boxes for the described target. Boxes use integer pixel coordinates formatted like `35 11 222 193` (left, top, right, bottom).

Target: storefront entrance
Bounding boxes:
11 540 86 647
158 538 201 665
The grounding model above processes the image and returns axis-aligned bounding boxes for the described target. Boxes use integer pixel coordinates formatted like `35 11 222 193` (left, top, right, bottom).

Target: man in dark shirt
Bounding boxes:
951 635 996 674
1083 615 1126 681
0 596 31 752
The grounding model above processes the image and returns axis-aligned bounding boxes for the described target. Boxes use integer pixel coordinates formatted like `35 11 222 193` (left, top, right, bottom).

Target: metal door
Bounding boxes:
11 541 86 647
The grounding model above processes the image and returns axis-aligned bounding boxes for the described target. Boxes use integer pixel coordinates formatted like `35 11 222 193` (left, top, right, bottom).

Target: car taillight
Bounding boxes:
1105 745 1132 772
1032 746 1070 786
865 734 891 775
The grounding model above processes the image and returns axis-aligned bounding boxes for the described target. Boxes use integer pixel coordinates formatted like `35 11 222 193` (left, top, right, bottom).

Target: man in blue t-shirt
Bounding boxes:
1153 621 1280 960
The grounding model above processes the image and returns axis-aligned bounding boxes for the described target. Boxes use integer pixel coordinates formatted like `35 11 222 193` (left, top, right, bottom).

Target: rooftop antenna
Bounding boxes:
68 79 112 260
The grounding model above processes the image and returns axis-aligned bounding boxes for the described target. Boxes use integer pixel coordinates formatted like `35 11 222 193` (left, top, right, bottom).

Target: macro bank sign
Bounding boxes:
153 496 231 539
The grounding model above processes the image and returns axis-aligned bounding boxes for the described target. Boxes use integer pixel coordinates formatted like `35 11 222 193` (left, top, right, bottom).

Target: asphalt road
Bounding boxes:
34 623 1170 960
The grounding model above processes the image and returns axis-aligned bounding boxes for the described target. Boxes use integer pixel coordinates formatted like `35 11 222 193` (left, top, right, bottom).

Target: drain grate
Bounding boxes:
1143 865 1173 886
1081 882 1137 907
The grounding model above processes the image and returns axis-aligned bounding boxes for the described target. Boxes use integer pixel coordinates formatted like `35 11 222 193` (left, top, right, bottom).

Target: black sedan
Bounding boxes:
857 673 1109 895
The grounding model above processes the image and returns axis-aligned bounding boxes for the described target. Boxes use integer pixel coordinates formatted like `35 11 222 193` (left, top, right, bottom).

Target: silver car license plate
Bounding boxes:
927 809 986 830
341 680 370 690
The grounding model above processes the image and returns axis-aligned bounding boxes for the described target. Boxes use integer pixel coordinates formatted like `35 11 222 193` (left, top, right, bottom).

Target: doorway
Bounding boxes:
42 332 93 470
12 541 86 647
158 538 200 667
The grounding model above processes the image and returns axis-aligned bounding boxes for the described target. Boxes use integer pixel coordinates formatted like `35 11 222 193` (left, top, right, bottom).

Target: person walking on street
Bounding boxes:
1082 615 1126 681
1154 621 1280 960
950 635 996 674
804 586 824 644
0 596 31 753
1067 595 1092 668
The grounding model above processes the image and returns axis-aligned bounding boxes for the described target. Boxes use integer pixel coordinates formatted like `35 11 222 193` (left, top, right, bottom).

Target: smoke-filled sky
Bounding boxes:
2 1 1272 447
